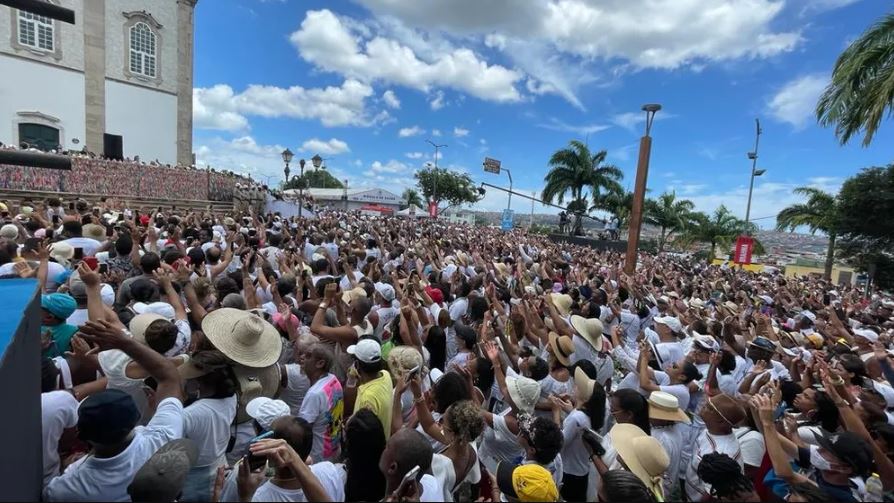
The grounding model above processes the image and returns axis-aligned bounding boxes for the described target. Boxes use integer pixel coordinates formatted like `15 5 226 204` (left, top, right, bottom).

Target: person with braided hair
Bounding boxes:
697 452 759 501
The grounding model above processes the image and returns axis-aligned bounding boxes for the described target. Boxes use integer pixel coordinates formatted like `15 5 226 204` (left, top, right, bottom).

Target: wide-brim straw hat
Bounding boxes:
648 391 690 423
573 366 596 402
610 423 670 498
550 293 573 317
83 223 106 241
548 331 575 367
201 308 282 368
570 315 604 350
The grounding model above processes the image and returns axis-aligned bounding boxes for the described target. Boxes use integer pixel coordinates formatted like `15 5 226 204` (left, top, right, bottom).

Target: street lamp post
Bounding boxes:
343 179 349 211
298 158 306 218
744 118 765 231
426 139 447 217
281 148 293 183
624 103 661 275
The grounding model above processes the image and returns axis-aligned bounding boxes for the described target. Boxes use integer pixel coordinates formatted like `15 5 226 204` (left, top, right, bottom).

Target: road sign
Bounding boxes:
483 157 501 174
501 209 514 231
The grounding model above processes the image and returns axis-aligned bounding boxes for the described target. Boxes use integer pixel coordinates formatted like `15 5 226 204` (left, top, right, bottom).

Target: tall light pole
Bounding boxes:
624 103 661 275
426 139 447 217
298 157 306 218
744 118 765 231
343 179 349 211
281 148 293 183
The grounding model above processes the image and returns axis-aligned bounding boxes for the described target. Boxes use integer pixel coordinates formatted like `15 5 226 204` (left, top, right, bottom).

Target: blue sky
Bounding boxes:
191 0 893 226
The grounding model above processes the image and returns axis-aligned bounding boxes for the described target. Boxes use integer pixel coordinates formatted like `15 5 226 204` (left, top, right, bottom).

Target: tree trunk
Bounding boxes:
824 233 836 281
710 241 716 260
658 228 667 253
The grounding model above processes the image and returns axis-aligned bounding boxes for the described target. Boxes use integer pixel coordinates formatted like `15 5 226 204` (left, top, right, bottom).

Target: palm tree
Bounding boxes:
776 187 839 280
816 12 894 147
542 140 624 235
592 190 634 229
401 188 423 210
682 205 750 260
644 191 695 252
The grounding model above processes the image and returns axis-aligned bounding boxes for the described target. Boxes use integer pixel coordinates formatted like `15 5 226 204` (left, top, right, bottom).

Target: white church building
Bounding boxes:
0 0 197 165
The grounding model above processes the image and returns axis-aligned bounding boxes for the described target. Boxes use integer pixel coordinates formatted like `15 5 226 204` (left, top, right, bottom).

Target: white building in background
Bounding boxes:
0 0 197 165
303 187 403 212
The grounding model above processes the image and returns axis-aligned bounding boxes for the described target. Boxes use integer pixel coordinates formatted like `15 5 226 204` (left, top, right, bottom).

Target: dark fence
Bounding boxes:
549 234 628 253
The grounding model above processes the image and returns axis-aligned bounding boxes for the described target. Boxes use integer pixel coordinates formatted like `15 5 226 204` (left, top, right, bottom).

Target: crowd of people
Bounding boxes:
3 195 894 502
0 144 263 201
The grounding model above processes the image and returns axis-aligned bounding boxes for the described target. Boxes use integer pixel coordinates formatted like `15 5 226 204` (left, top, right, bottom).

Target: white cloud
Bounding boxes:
454 127 470 137
368 160 411 174
290 10 524 103
537 118 611 136
382 90 401 109
356 0 802 71
611 111 676 132
193 80 382 130
431 129 442 137
195 136 288 184
430 90 446 110
767 74 828 130
300 138 351 156
398 126 425 137
405 152 424 159
681 176 843 228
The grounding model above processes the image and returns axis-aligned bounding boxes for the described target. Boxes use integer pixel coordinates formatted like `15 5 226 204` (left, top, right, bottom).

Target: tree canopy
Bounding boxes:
282 169 344 190
415 167 482 209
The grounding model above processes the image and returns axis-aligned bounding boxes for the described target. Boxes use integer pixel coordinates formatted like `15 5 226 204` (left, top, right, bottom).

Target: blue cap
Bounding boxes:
77 389 140 444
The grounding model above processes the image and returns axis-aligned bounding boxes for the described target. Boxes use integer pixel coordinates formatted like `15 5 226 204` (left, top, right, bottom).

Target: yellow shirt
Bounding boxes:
356 370 393 439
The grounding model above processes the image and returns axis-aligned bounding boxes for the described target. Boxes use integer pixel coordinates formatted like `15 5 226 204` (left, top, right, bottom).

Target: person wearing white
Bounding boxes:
683 394 745 501
251 461 345 502
41 390 79 486
181 390 238 502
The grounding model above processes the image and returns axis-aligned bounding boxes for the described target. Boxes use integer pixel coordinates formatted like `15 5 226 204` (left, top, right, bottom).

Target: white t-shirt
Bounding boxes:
733 426 765 468
250 461 345 502
561 409 593 476
419 473 445 503
182 395 237 467
0 260 66 291
280 364 310 416
446 298 468 361
66 308 89 329
42 391 79 486
44 397 184 502
652 423 684 495
62 237 102 257
684 430 742 501
338 271 365 292
479 410 524 473
298 374 343 463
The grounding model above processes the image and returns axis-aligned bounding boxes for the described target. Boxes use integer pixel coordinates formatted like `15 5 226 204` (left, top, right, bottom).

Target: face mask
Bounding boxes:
810 446 832 471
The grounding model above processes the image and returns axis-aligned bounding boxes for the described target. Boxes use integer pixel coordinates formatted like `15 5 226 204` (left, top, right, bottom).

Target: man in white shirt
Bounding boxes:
379 428 440 502
44 317 185 502
684 394 746 501
60 220 102 257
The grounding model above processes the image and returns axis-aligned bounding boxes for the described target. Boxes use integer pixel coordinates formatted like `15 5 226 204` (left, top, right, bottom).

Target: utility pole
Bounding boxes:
530 191 535 228
624 104 661 275
426 140 447 216
744 118 764 229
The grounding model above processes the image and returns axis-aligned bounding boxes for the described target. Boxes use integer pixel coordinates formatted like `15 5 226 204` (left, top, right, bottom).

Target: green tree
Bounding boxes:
282 169 344 190
415 167 482 211
776 187 839 280
835 165 894 288
681 205 759 260
592 190 635 229
541 141 623 236
401 188 423 210
644 191 695 252
816 12 894 146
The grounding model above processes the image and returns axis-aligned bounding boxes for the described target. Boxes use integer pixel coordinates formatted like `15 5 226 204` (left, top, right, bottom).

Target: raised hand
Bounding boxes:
77 261 101 287
77 320 130 351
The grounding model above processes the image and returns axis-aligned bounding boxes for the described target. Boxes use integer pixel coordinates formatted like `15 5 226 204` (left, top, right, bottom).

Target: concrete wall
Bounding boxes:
0 0 85 71
105 79 177 163
0 55 86 148
785 264 856 285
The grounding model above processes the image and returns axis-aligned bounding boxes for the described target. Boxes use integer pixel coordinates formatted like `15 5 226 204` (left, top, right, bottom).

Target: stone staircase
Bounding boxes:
0 188 234 213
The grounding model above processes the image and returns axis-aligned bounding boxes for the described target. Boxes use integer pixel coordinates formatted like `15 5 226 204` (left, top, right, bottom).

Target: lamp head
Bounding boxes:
642 104 662 113
747 152 757 160
754 169 766 176
311 154 323 168
281 148 294 164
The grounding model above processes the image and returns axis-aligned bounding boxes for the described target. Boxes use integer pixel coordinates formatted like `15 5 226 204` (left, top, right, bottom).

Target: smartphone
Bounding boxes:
98 263 109 275
407 365 421 381
83 257 98 271
73 248 84 261
68 202 75 211
106 225 114 237
487 396 504 413
393 465 421 500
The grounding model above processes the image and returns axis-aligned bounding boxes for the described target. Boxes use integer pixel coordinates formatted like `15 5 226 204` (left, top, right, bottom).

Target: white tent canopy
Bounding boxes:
397 204 426 218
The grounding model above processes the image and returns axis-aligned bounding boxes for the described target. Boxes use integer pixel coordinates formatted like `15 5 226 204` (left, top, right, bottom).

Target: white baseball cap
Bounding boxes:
375 283 396 302
654 316 683 334
245 397 290 430
853 328 879 343
692 334 720 352
347 338 382 363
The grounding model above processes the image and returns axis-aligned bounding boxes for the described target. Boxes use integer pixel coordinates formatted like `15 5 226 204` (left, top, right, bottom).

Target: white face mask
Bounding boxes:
810 446 833 471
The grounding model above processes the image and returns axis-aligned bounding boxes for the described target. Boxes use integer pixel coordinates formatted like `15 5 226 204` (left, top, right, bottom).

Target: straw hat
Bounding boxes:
548 332 575 367
570 315 604 349
722 301 739 315
573 367 596 402
493 262 510 277
341 286 367 306
609 423 670 498
83 223 106 241
200 308 282 368
647 391 690 423
49 242 74 265
129 313 166 344
550 293 573 317
686 298 705 310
